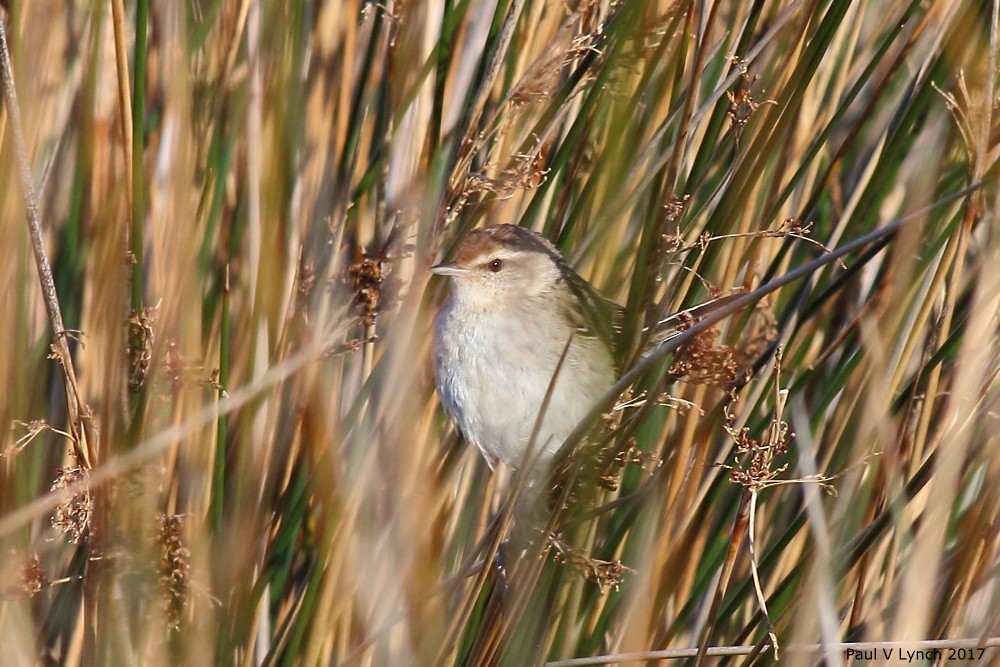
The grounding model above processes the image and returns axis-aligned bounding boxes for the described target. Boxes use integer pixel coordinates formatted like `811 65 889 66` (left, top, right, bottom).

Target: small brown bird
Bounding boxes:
430 225 618 470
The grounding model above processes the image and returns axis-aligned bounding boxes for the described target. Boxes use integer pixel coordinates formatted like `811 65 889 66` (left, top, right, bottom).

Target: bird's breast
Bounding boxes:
433 297 615 466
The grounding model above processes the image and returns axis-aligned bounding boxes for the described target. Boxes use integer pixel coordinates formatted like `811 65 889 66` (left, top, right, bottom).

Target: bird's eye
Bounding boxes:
488 258 503 272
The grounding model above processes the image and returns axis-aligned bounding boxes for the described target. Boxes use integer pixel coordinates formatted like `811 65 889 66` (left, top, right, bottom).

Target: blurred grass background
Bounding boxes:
0 0 998 665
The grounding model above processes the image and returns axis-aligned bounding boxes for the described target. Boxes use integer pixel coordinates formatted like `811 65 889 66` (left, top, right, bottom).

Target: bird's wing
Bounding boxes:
559 266 623 359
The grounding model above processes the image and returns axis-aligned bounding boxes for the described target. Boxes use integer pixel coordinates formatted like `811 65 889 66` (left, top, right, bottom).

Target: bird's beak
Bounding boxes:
429 262 471 277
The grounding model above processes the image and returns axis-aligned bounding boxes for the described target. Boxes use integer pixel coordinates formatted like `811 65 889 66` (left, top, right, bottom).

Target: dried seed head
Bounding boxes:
549 534 634 593
297 258 316 307
349 250 388 327
51 464 92 544
667 321 744 388
128 307 158 393
158 514 191 630
1 552 47 599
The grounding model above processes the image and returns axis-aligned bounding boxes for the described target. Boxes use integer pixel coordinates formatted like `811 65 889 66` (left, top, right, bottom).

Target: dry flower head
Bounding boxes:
158 514 191 630
51 463 92 544
549 534 634 593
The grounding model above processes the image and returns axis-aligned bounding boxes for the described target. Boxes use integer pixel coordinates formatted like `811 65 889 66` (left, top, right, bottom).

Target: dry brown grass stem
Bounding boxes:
693 489 748 667
110 0 133 208
0 15 92 468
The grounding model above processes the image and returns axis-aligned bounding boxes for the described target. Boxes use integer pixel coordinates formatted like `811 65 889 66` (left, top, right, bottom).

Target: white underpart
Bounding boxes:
434 285 614 468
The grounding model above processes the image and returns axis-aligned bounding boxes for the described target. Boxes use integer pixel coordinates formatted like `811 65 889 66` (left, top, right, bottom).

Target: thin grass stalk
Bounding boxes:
220 0 251 99
211 265 230 530
124 0 149 461
246 0 262 308
861 201 967 625
0 13 92 467
520 4 636 242
130 0 147 312
110 0 133 209
337 5 387 182
692 488 749 667
433 504 504 665
620 71 688 360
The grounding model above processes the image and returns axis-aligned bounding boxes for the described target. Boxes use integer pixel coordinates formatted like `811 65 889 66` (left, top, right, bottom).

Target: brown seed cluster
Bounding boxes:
668 318 747 389
19 553 47 597
158 514 191 630
50 464 92 544
724 407 792 491
297 258 316 307
598 468 620 491
722 352 796 490
127 307 157 393
726 62 772 141
666 299 778 391
654 195 691 275
1 552 47 600
614 444 663 473
549 534 634 593
349 250 387 327
464 152 549 195
596 441 664 491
